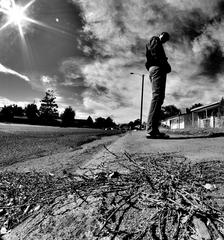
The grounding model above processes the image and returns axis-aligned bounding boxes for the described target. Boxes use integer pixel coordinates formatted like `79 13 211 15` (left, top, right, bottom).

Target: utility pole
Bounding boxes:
130 72 145 129
140 74 144 129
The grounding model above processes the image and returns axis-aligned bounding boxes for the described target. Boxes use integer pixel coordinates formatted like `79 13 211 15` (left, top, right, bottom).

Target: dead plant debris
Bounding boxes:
0 152 224 240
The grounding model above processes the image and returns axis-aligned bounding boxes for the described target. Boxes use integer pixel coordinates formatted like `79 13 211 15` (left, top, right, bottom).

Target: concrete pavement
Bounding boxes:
81 130 224 170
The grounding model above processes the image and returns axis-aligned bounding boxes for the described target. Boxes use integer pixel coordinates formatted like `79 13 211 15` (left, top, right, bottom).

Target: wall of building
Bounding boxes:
195 108 224 128
162 113 192 130
184 114 192 128
170 118 182 129
214 116 224 128
162 100 224 129
198 118 210 128
162 106 224 129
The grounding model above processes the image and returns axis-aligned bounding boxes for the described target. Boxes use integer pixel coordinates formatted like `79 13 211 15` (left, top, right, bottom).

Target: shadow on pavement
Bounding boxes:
146 133 224 140
166 133 224 140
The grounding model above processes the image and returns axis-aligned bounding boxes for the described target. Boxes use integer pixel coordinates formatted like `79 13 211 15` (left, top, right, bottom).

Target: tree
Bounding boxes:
189 103 203 110
25 103 39 120
86 116 94 127
61 106 75 126
95 117 106 129
39 90 59 122
133 119 141 126
161 105 181 120
12 104 24 116
1 105 26 121
105 117 116 128
1 105 14 121
95 117 116 129
128 121 134 130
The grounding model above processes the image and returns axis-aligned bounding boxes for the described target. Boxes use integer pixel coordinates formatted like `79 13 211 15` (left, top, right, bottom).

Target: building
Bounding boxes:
162 110 192 130
162 98 224 129
191 98 224 128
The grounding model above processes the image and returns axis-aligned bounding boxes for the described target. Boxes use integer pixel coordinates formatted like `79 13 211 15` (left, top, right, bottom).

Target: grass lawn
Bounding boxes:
0 123 121 167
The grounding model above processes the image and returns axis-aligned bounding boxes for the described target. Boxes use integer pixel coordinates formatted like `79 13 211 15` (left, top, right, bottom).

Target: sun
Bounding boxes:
0 0 36 36
7 4 26 26
0 0 72 42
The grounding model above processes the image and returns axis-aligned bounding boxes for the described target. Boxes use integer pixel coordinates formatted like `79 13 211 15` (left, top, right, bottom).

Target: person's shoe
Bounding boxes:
156 132 170 139
146 132 170 139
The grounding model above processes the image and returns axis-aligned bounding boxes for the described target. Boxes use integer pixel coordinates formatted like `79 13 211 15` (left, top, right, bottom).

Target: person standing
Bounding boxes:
145 32 171 138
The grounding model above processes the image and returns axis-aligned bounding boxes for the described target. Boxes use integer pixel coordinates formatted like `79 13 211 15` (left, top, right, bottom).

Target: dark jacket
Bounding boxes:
145 36 171 73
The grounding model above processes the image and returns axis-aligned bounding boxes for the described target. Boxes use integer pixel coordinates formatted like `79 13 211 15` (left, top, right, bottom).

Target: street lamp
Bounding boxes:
130 72 145 129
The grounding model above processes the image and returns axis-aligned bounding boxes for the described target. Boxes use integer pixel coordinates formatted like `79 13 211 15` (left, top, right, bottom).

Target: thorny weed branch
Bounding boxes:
0 150 224 239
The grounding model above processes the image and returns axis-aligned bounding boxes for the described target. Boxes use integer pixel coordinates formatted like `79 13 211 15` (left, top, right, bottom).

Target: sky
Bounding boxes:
0 0 224 123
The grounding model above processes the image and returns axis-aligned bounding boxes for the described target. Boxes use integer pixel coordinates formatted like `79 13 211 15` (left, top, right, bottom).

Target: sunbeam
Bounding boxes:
24 16 76 39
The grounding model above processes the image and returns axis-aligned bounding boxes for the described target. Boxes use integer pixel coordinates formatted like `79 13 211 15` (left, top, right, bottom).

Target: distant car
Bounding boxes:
105 127 114 130
161 123 170 129
133 125 146 130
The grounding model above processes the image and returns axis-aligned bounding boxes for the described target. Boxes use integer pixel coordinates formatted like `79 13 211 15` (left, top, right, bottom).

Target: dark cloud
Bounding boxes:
123 59 144 69
150 2 170 21
130 37 146 55
214 0 224 16
146 1 222 45
56 65 88 105
208 0 224 24
77 32 115 60
113 0 126 35
170 9 208 43
144 1 207 43
83 84 110 100
78 32 100 58
172 89 202 101
111 91 131 108
59 84 88 105
95 84 109 95
198 39 224 79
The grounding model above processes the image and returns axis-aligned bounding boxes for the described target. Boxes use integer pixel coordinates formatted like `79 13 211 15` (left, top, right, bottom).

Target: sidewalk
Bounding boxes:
80 130 224 171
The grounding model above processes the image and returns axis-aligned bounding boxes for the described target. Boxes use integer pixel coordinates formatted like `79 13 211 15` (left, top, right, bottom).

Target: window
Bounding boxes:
198 111 206 119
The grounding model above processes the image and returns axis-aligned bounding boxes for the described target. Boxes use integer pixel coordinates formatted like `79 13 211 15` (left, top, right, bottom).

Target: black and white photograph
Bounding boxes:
0 0 224 239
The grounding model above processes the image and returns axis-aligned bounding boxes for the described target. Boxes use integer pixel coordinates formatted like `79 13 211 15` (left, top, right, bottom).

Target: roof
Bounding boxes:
190 101 220 112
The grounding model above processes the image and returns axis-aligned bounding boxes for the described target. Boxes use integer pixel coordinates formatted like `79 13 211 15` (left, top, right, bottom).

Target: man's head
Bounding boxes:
159 32 170 44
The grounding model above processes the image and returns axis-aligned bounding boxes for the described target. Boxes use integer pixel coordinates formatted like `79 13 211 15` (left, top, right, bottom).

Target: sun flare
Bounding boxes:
0 0 71 40
0 0 36 36
7 4 26 26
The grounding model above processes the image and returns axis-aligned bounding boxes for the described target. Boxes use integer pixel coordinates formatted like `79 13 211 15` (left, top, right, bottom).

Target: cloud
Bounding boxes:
51 0 224 122
40 75 57 89
0 96 30 108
